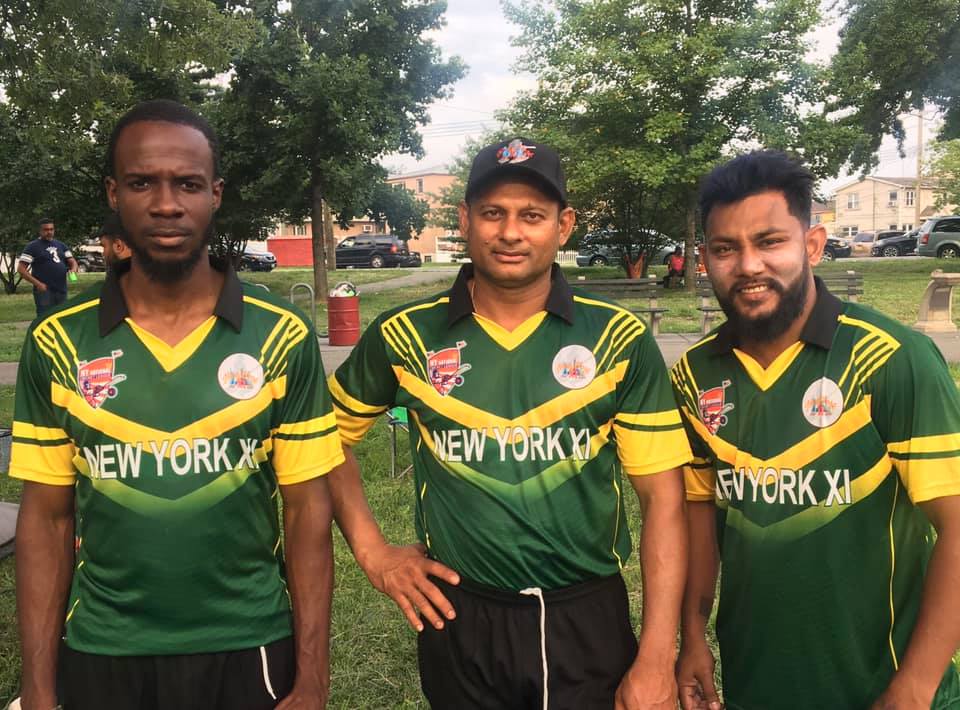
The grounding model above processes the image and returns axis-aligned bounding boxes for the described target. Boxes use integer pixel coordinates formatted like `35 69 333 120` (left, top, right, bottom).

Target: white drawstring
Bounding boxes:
520 586 548 710
259 645 278 700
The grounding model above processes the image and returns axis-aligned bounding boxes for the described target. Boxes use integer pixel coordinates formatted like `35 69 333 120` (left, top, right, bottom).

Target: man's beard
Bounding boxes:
127 222 214 284
716 263 811 343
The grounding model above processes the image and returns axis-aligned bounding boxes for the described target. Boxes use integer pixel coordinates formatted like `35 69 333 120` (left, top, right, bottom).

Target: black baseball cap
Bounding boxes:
464 138 567 205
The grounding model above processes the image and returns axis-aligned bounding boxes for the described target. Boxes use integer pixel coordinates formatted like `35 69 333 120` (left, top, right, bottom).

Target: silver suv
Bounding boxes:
916 216 960 258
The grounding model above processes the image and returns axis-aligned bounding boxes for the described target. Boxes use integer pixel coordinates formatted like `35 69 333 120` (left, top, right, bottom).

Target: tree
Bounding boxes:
215 0 464 300
0 0 256 271
366 183 429 241
929 139 960 211
827 0 960 170
503 0 845 285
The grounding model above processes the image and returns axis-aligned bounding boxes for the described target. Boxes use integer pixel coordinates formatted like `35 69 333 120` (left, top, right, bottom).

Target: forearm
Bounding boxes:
891 529 960 701
17 265 41 288
634 470 688 658
327 447 388 566
16 492 74 705
681 501 720 638
283 478 334 697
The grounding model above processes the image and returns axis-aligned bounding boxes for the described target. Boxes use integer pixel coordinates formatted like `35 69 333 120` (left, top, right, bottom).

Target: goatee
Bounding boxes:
127 222 215 284
716 264 811 343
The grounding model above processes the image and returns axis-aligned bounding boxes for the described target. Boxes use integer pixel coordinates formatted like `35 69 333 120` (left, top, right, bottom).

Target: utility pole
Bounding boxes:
915 109 924 229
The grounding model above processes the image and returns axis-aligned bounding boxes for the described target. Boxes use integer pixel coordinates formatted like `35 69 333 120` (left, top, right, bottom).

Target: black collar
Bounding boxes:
709 276 844 355
447 263 575 327
98 256 244 337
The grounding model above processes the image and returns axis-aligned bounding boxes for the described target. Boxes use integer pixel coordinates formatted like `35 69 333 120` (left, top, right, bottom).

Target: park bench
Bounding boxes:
576 276 667 335
697 270 864 335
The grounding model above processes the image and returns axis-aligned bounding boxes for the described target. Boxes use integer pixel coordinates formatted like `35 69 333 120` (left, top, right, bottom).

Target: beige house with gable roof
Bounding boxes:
832 176 953 238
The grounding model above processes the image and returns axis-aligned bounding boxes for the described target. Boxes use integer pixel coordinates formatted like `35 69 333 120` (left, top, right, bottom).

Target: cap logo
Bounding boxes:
552 345 596 389
802 377 843 428
497 139 536 165
218 353 264 400
77 349 126 409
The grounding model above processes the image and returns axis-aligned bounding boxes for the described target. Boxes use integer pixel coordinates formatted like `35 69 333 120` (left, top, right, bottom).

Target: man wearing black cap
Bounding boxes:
328 137 690 709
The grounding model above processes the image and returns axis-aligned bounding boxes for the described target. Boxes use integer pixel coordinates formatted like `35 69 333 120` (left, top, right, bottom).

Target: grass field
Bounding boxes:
2 258 960 705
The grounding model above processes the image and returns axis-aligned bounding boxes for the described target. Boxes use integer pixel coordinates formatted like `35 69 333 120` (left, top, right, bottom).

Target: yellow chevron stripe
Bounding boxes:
35 328 77 388
682 395 873 474
887 432 960 455
472 311 548 351
125 316 217 373
574 294 633 313
33 297 99 332
838 314 901 349
260 314 290 362
732 341 805 392
838 335 884 390
605 323 645 369
265 323 307 378
243 295 307 331
598 316 644 373
275 411 338 437
615 410 683 427
327 374 390 416
399 313 430 362
388 296 449 318
676 355 703 410
12 421 69 441
50 376 287 444
845 345 896 407
394 359 629 433
592 310 630 361
382 321 427 381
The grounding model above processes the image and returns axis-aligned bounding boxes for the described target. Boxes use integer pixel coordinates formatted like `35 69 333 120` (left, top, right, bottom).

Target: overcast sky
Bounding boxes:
384 1 937 197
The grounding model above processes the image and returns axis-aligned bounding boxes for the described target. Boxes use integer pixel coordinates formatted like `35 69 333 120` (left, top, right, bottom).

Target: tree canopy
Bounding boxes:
502 0 837 280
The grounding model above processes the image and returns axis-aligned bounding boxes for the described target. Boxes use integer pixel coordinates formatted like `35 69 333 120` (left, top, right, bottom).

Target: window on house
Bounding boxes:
846 193 859 209
906 191 915 207
362 224 374 233
417 178 424 193
293 224 306 236
841 226 859 238
813 214 822 224
888 190 898 206
889 224 898 230
902 223 913 231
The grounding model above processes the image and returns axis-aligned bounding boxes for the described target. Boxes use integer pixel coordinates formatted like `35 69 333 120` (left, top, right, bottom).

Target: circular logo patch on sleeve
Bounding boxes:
552 345 596 389
802 377 844 428
218 353 264 400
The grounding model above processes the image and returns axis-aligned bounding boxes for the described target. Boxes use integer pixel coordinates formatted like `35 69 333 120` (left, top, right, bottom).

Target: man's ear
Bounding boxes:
557 206 576 248
806 223 828 266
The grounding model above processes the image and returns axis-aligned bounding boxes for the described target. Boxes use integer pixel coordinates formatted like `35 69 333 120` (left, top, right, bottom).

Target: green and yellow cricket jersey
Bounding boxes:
8 259 344 656
330 264 691 591
671 279 960 710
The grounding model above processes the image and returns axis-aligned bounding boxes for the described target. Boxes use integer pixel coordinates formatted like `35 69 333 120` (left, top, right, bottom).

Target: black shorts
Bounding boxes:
417 574 638 710
58 636 295 710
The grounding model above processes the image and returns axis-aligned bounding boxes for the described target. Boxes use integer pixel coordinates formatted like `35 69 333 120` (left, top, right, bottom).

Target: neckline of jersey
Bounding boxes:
732 340 806 391
124 315 218 373
471 310 549 351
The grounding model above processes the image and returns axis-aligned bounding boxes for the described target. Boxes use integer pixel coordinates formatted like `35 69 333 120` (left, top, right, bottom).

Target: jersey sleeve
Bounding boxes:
869 333 960 503
327 316 398 446
613 323 693 476
9 329 77 485
270 323 345 485
670 359 717 501
18 240 38 265
62 243 74 260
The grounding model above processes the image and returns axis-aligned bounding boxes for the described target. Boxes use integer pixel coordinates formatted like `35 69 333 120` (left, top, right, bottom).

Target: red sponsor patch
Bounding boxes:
698 380 734 435
426 340 471 396
77 349 127 409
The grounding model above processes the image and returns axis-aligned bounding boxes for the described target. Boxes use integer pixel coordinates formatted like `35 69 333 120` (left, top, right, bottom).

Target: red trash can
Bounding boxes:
328 295 360 346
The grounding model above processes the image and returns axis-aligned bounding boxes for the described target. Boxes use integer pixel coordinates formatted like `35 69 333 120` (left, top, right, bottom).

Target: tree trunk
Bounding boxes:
683 197 698 293
311 183 328 301
323 201 337 272
625 253 646 279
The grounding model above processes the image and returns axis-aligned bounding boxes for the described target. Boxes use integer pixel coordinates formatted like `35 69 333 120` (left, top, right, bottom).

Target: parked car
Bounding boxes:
335 234 418 268
238 247 277 272
871 229 918 257
916 216 960 258
850 230 904 257
74 238 106 272
575 231 683 267
822 235 852 261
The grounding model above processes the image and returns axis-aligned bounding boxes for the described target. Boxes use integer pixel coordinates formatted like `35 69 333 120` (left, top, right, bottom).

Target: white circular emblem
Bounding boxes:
552 345 596 390
801 377 844 428
218 353 264 400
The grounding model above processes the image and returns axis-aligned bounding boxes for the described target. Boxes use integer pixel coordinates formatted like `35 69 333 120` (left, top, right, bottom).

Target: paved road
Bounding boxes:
354 267 459 295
